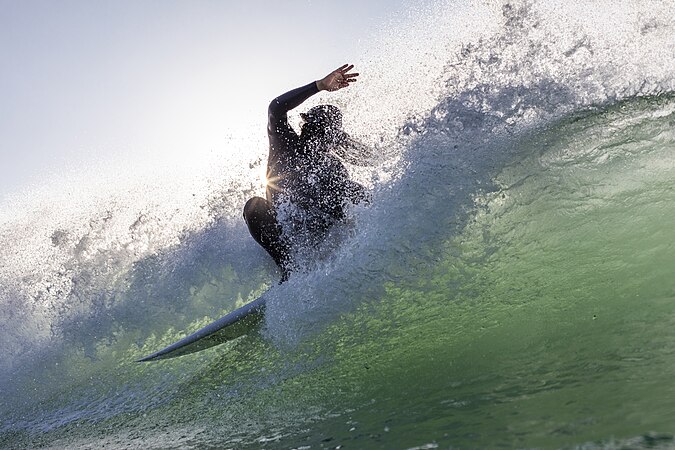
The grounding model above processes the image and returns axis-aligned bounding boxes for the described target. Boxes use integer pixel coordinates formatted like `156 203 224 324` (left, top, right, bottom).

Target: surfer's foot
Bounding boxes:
279 268 290 284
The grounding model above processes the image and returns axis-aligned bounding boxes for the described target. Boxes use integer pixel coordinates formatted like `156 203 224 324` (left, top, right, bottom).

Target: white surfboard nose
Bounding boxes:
137 296 267 362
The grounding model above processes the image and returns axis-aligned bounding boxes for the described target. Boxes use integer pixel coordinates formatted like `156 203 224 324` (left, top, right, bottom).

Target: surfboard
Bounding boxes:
137 295 266 362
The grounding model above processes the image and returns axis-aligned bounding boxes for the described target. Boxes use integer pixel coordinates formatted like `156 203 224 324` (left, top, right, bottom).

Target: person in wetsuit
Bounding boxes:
243 64 368 281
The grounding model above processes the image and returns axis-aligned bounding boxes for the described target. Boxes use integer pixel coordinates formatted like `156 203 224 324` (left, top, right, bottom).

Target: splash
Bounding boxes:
1 0 674 448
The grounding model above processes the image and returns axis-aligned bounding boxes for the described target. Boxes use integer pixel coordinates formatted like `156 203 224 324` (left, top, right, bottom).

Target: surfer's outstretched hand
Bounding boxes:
317 64 359 92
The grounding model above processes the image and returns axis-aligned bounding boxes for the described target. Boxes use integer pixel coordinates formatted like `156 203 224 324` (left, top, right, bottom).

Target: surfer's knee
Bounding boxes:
243 197 282 249
243 197 270 223
243 196 292 279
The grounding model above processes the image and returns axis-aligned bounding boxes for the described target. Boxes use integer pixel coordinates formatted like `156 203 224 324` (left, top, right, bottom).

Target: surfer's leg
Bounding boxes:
243 197 291 278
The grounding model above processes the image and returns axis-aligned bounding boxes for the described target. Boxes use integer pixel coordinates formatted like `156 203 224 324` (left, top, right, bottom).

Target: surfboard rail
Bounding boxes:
137 296 266 362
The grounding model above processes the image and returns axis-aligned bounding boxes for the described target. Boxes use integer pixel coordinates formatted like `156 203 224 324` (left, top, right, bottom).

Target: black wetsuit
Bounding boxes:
243 81 367 279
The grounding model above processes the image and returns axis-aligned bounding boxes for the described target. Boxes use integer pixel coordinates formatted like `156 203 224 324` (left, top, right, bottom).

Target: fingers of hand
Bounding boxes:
337 64 358 76
327 64 359 90
336 64 353 73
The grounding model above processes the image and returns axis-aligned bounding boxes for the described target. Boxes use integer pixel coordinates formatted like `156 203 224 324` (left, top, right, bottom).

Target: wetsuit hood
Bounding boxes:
300 104 347 152
300 104 343 130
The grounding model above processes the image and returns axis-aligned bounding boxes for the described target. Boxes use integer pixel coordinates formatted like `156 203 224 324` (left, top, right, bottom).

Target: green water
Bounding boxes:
4 96 673 450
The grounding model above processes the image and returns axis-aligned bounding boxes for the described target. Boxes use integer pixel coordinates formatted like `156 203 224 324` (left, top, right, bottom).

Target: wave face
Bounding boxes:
2 1 675 448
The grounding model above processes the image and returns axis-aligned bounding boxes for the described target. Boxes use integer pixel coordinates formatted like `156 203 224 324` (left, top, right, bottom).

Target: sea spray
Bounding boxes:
1 1 675 448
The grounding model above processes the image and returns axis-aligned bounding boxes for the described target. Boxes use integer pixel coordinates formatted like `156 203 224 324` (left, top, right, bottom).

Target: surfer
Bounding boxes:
243 64 370 281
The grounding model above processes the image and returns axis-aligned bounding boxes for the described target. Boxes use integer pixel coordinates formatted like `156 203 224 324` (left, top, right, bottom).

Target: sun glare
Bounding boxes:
258 164 268 189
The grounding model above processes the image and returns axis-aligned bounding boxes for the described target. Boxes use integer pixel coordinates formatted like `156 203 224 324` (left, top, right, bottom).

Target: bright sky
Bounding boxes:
0 0 421 199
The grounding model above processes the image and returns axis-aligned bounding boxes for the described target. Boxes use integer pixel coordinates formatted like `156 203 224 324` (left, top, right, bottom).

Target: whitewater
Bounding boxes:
2 1 675 448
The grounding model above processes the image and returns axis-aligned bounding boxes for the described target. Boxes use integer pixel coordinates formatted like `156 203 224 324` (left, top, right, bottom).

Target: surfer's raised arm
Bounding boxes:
268 82 319 129
268 64 359 128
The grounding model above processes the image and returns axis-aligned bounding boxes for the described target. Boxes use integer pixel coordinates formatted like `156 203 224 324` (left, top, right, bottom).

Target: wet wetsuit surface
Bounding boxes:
266 82 366 220
266 82 319 204
244 81 367 279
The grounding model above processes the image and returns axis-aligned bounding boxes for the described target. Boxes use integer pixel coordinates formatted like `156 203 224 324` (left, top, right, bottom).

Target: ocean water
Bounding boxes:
2 1 675 449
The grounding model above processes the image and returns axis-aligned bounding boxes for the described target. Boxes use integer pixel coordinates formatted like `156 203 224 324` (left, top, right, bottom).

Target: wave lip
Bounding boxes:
1 0 675 448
